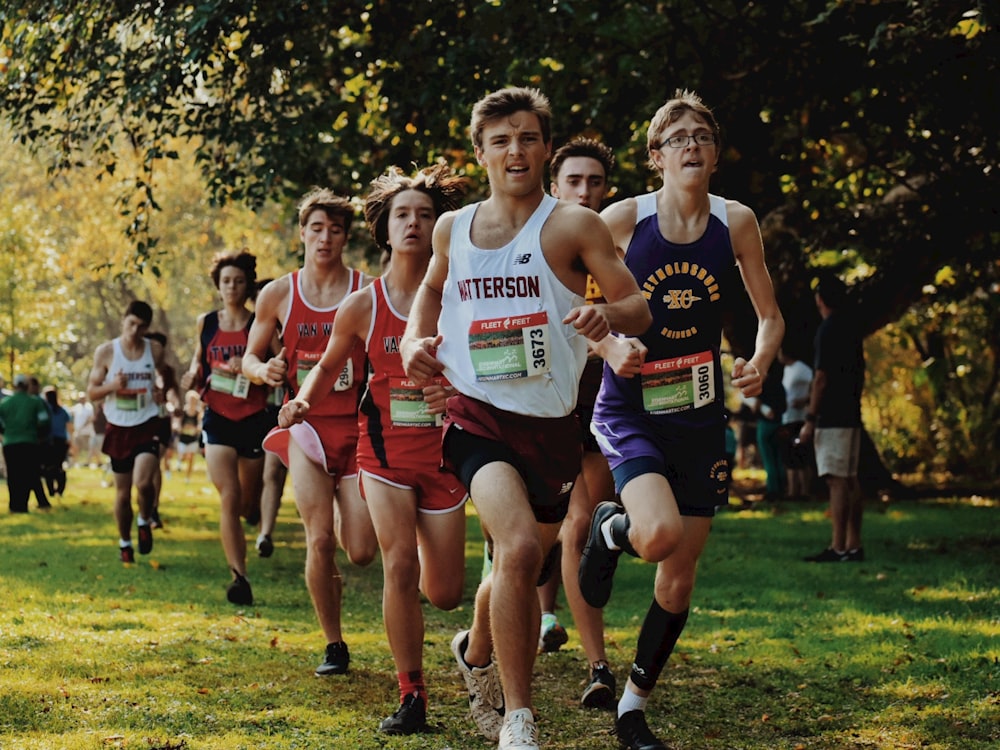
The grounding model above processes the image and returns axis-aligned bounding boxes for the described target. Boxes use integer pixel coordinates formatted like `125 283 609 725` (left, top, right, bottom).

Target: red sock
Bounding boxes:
397 670 427 704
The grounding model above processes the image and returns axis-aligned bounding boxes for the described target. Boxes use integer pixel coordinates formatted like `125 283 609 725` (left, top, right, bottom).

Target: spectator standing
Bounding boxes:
71 394 96 467
799 273 867 562
0 374 51 513
42 386 72 498
754 359 786 501
779 348 814 499
27 377 52 509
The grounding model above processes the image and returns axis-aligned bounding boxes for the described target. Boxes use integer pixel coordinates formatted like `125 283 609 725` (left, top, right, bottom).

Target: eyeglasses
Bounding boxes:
654 133 717 149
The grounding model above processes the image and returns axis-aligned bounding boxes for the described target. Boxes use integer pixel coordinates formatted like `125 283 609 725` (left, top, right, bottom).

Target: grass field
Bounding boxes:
0 463 996 749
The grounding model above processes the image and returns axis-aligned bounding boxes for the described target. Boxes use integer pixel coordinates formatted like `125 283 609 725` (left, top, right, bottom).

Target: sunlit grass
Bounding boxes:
0 465 996 749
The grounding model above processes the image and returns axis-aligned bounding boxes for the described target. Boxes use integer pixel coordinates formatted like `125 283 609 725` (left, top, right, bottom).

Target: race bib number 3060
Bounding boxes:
469 312 550 382
640 350 715 414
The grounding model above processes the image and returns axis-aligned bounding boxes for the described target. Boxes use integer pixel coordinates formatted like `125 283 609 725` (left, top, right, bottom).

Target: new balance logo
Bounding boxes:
514 253 532 265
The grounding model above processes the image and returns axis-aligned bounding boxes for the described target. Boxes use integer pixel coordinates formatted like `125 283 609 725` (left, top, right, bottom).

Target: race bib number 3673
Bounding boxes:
469 312 551 382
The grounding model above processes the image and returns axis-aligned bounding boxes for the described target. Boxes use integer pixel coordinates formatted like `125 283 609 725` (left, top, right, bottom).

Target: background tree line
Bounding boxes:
1 0 996 476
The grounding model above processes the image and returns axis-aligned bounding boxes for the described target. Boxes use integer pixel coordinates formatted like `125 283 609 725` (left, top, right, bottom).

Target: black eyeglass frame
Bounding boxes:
652 133 718 150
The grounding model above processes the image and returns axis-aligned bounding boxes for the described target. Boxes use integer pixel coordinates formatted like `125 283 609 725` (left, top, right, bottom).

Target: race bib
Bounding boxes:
297 352 354 391
640 351 716 414
210 366 251 399
469 312 551 382
268 385 286 407
114 388 147 412
389 376 445 427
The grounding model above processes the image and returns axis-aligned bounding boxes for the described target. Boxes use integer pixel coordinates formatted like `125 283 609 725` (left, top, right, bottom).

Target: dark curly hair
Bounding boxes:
363 162 468 254
209 250 258 301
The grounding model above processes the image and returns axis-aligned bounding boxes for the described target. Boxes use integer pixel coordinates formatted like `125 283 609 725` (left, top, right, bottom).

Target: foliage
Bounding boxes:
0 125 325 391
0 152 72 384
1 1 998 471
2 2 996 308
0 469 996 749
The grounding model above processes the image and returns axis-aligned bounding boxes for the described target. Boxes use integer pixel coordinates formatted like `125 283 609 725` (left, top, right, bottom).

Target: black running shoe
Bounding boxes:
315 641 350 675
844 547 865 562
120 545 135 564
616 710 666 750
378 692 429 735
803 547 848 562
137 524 153 555
581 663 617 710
256 534 274 558
579 501 625 608
226 571 253 606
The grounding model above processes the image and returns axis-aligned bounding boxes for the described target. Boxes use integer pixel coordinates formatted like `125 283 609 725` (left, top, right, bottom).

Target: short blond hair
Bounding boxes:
646 89 720 169
296 188 354 231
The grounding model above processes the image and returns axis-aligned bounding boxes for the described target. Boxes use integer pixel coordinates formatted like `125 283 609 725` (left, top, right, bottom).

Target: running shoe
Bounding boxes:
803 547 849 562
256 534 274 558
315 641 350 676
137 523 153 555
539 613 568 653
499 707 538 750
450 629 504 741
616 710 667 750
120 545 135 564
226 571 253 606
378 692 429 735
579 501 625 607
580 663 616 710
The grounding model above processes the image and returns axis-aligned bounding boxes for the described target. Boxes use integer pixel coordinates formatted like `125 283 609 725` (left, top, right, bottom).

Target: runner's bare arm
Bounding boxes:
565 207 650 339
401 214 452 384
243 277 289 388
728 201 784 397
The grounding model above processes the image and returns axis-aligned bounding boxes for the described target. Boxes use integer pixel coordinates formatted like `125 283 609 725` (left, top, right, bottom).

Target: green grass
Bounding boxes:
0 465 996 749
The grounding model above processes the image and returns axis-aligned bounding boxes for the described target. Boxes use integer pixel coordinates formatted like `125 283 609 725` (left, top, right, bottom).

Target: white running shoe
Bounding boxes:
499 707 539 749
450 629 505 741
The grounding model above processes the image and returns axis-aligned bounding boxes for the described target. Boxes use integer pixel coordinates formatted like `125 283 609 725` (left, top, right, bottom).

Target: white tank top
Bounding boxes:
102 338 160 426
436 194 586 417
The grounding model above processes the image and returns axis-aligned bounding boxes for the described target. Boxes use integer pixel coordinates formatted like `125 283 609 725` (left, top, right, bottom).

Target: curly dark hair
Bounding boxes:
363 162 468 253
209 249 258 300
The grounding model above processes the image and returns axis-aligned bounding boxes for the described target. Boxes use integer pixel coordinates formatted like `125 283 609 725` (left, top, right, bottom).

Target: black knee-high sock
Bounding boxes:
630 600 689 691
609 512 638 557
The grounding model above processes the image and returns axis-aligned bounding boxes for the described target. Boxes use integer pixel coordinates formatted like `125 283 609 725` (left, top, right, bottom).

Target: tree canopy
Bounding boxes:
1 0 998 474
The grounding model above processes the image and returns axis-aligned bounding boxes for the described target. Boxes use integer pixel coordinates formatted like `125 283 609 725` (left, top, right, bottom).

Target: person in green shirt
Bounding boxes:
0 374 51 513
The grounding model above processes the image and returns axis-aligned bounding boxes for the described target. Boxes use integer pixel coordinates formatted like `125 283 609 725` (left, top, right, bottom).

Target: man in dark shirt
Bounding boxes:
798 273 866 562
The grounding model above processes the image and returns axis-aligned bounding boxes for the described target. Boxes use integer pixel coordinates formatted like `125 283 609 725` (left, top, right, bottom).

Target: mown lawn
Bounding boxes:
0 464 996 749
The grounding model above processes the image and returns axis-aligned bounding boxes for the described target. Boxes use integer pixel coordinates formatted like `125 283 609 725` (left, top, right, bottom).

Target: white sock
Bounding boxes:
137 516 149 527
119 539 131 548
600 516 622 551
618 687 648 717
